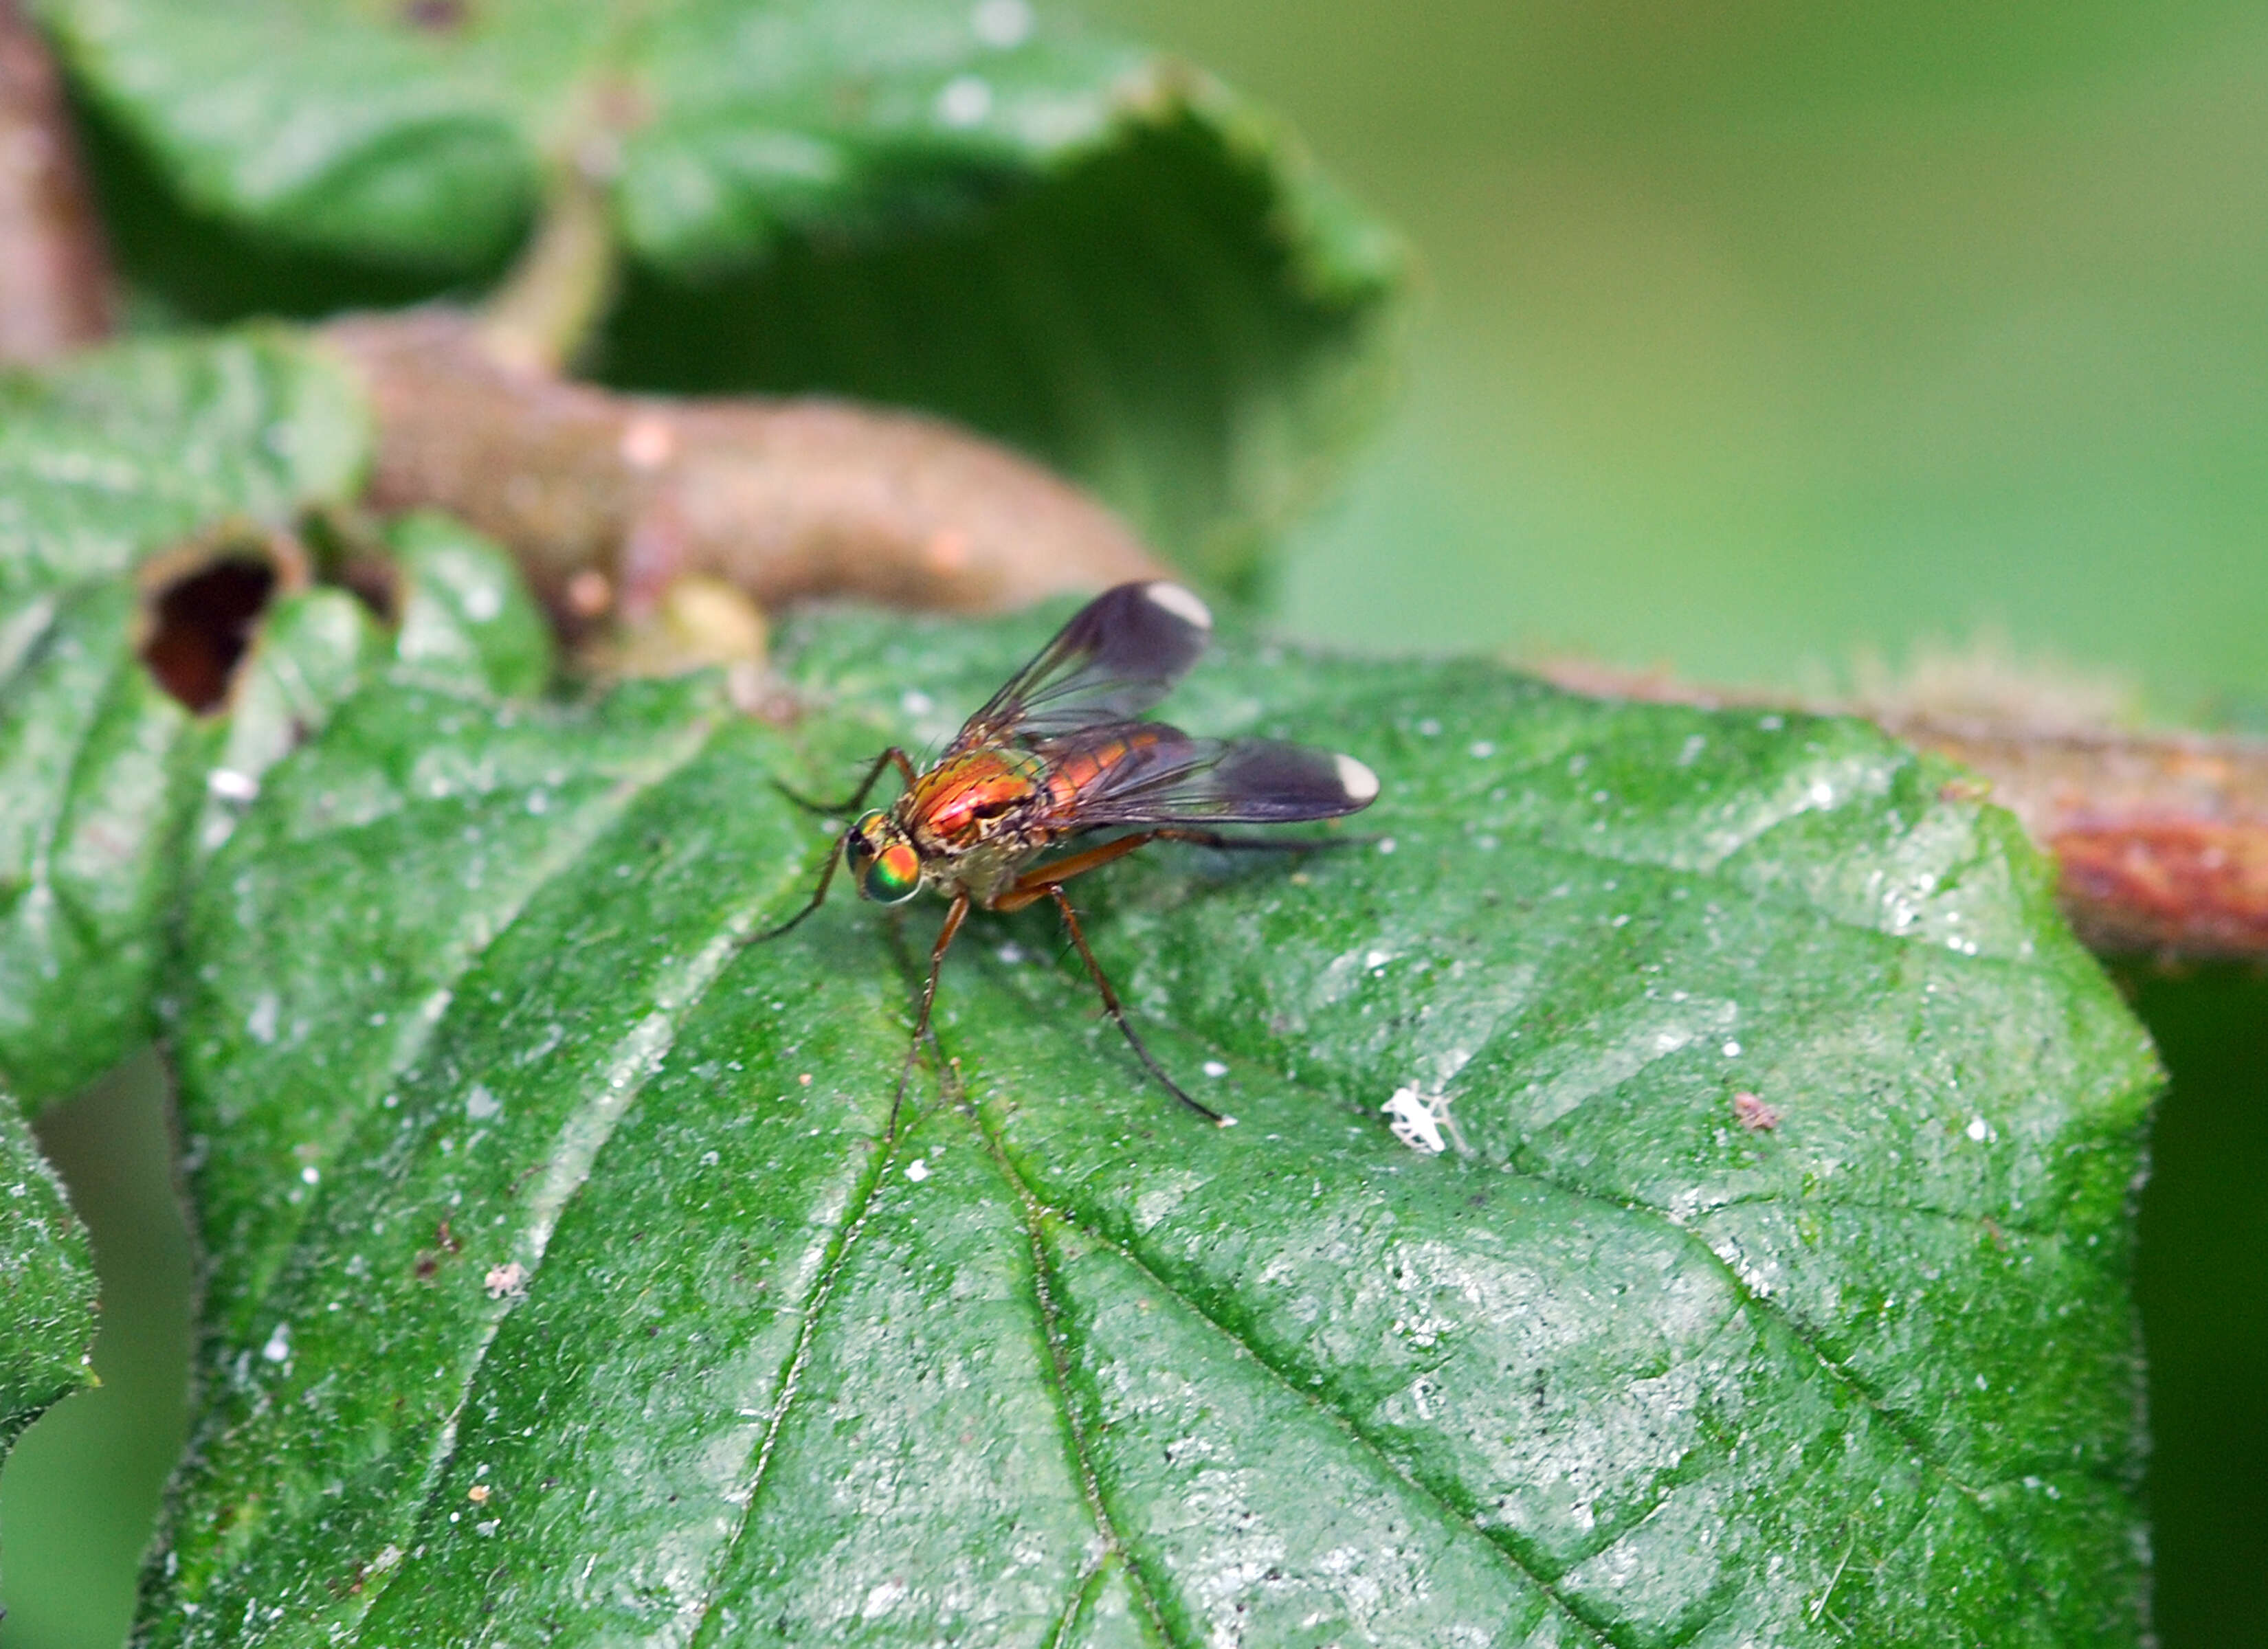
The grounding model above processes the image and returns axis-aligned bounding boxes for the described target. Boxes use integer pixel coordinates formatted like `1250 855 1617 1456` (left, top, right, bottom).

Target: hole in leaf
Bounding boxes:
140 557 276 713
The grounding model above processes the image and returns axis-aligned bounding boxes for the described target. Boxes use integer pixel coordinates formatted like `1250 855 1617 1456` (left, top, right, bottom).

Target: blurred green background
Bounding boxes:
4 1 2265 1644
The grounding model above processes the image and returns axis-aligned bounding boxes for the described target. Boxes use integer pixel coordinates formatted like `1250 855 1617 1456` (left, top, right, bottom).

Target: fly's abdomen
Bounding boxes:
1045 726 1168 810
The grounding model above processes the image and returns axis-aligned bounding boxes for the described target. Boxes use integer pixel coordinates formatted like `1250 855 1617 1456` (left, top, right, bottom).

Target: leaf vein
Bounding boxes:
997 1156 1621 1649
968 1101 1186 1649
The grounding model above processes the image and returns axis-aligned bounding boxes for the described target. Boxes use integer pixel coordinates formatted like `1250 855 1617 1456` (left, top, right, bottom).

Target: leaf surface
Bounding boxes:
0 1089 96 1462
0 330 368 1103
0 333 564 1106
45 0 1401 584
145 601 2157 1646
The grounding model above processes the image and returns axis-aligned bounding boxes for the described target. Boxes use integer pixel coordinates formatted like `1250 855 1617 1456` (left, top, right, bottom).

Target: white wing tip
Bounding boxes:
1334 753 1380 805
1142 581 1212 631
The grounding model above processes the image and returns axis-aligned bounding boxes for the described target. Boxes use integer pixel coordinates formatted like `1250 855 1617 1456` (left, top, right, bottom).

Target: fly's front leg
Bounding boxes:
889 890 970 1136
751 747 920 945
746 833 847 944
773 746 918 816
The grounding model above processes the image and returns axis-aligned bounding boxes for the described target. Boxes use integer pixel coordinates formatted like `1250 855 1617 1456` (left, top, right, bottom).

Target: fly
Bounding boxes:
755 581 1379 1125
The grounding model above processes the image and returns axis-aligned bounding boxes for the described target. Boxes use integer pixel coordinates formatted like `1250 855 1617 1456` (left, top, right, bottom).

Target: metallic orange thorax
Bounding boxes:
902 748 1052 850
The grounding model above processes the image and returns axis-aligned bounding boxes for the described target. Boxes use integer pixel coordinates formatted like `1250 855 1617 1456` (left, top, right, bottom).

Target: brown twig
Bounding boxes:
1535 660 2268 961
1883 715 2268 960
0 0 112 361
323 309 1166 631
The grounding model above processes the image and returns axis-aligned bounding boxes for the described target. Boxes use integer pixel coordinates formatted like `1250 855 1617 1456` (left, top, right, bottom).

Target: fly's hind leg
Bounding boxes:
997 881 1226 1126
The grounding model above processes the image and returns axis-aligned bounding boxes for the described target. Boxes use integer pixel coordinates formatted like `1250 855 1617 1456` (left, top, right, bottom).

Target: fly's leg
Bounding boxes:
773 746 918 816
745 834 847 944
889 890 970 1137
749 748 921 944
986 827 1347 1121
1036 884 1227 1127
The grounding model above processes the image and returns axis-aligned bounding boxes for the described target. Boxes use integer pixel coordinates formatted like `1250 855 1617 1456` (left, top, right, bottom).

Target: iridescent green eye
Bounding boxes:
861 842 922 904
848 811 922 904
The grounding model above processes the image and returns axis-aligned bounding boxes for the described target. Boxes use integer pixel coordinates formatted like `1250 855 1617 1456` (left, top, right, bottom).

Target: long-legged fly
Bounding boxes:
756 581 1379 1125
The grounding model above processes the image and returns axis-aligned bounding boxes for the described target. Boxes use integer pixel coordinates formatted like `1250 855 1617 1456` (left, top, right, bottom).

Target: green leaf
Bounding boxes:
383 510 555 702
0 329 370 1104
47 0 1403 585
0 336 563 1107
146 601 2156 1644
0 1090 97 1461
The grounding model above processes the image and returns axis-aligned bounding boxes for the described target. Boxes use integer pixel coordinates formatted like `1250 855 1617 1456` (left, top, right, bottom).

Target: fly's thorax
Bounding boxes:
904 748 1053 853
845 809 922 904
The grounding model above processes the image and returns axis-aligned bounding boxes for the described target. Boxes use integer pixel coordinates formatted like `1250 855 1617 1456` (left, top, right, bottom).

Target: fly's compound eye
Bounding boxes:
848 811 922 904
860 842 922 904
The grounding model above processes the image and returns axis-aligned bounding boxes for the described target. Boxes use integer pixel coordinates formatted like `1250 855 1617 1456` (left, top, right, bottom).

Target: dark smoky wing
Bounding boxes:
1067 729 1379 825
953 581 1212 750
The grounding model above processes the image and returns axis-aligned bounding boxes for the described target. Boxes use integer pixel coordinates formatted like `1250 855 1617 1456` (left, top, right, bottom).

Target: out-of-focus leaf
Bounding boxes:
384 510 553 702
0 1090 96 1459
142 601 2156 1644
0 330 369 1104
45 0 1403 587
0 336 557 1106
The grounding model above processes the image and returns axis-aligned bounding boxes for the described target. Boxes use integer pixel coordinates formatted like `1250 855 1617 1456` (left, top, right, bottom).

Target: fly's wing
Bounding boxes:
1045 723 1380 825
952 581 1214 750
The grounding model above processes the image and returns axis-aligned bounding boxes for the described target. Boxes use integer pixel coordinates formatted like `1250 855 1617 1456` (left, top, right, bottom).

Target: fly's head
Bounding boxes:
845 808 923 905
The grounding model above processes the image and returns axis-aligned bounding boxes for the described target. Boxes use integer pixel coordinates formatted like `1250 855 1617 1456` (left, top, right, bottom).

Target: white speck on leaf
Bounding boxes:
1382 1086 1465 1156
1202 1059 1229 1078
260 1324 290 1364
485 1262 529 1299
905 1159 930 1182
246 991 280 1044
